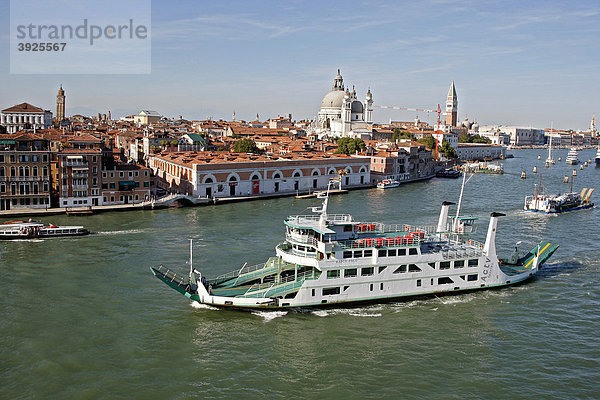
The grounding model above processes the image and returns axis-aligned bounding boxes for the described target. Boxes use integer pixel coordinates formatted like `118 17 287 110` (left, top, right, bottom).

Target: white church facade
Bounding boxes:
314 70 373 139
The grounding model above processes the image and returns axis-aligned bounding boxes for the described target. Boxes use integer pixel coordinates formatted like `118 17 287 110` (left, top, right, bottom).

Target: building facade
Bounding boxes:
0 133 52 210
101 165 153 205
148 152 371 198
1 103 53 134
456 144 505 161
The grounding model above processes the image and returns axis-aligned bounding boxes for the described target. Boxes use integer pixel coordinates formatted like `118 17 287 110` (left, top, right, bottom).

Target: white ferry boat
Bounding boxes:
524 188 594 214
595 146 600 167
565 148 580 165
0 220 89 240
376 179 400 189
152 181 558 311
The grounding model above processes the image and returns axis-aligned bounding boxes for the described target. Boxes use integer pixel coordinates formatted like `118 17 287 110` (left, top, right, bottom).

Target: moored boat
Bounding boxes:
376 179 400 189
595 146 600 167
152 180 559 311
524 185 594 214
0 220 90 240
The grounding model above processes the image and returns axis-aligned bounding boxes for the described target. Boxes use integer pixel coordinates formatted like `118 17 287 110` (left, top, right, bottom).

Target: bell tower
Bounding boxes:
56 85 65 121
445 81 457 127
332 69 344 91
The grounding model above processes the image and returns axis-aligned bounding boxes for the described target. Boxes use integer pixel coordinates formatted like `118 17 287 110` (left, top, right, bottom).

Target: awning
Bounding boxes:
118 181 136 187
0 140 15 144
67 155 83 159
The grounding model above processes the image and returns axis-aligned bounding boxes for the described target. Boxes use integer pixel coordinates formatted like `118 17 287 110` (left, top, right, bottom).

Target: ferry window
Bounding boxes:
311 289 315 296
344 225 353 232
397 249 406 256
378 249 386 257
467 274 478 281
363 250 373 257
409 248 418 255
343 286 349 291
327 270 340 279
440 261 451 270
343 251 352 259
428 262 436 269
393 265 407 274
454 260 465 268
468 259 479 267
438 277 454 284
322 287 340 296
380 282 384 290
344 268 357 278
353 250 363 258
378 266 387 273
408 264 421 272
416 279 422 287
369 284 373 291
361 267 374 276
388 249 397 257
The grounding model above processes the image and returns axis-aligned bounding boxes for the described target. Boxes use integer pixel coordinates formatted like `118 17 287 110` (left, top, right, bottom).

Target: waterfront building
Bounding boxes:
432 131 459 151
1 103 53 134
101 164 153 205
479 126 545 146
315 70 373 139
456 143 505 161
56 85 66 122
57 135 103 207
369 150 410 184
147 152 371 198
477 129 511 146
0 133 52 210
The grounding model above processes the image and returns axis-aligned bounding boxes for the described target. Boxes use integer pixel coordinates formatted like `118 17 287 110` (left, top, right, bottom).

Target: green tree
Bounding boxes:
392 129 414 141
458 132 491 144
440 140 457 159
458 132 471 143
335 137 366 155
233 138 259 153
472 134 491 144
417 135 436 150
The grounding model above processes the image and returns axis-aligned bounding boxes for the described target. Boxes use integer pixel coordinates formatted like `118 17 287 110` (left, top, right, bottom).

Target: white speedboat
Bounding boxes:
565 148 580 165
376 179 400 189
0 220 89 240
152 180 558 311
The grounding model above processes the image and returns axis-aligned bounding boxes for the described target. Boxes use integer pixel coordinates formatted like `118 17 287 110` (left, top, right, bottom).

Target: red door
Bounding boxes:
252 180 259 194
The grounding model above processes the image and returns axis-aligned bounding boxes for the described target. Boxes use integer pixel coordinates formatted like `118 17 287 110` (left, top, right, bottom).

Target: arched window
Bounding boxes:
273 173 281 179
328 168 336 175
312 170 319 176
228 175 238 182
204 177 214 184
251 174 260 181
0 167 4 177
33 166 38 177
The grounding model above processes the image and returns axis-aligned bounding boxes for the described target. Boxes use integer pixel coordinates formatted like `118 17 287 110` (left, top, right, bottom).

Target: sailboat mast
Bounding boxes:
454 172 472 232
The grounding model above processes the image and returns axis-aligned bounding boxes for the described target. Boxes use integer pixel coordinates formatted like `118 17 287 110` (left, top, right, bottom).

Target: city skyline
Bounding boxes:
1 0 599 130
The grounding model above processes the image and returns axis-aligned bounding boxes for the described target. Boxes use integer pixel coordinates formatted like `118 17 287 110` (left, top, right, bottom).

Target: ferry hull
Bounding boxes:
524 203 594 214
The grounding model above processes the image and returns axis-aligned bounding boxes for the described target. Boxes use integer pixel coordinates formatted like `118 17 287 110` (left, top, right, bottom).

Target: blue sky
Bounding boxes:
1 0 599 130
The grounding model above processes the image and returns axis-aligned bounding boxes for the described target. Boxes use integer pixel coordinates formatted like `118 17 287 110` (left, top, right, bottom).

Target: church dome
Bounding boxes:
321 90 346 109
351 100 363 113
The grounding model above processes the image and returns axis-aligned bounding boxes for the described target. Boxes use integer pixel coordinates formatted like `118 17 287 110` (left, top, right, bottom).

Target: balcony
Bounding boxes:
72 172 88 178
72 184 89 190
8 176 41 182
64 161 88 167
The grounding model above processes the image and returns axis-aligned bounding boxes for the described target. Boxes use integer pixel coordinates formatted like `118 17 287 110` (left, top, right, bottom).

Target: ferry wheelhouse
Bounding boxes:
152 181 558 311
0 220 89 240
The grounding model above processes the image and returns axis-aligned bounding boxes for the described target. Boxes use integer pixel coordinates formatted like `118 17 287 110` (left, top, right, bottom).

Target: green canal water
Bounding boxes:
1 149 599 399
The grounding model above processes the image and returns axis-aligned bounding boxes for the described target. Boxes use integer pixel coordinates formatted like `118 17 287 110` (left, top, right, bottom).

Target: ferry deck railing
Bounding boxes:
241 270 318 298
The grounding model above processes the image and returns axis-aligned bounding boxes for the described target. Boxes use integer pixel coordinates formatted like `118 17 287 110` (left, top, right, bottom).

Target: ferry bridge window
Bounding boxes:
388 249 397 257
353 250 363 258
378 266 387 273
343 251 353 259
428 262 436 269
393 265 407 274
397 249 406 256
454 260 465 268
327 270 340 279
378 249 386 257
361 267 374 276
438 277 454 285
468 259 479 267
416 279 422 287
322 287 340 296
440 261 451 270
409 248 418 255
467 274 478 281
408 264 421 272
344 268 357 278
363 250 373 257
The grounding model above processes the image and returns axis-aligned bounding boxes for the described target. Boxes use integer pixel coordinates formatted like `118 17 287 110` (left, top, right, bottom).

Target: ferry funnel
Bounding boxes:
484 212 505 259
437 201 455 233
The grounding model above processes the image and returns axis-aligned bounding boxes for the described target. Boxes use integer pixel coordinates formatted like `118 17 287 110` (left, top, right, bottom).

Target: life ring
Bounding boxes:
468 239 472 245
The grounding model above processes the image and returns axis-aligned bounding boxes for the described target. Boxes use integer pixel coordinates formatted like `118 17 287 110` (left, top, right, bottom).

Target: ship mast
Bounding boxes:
453 172 473 232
